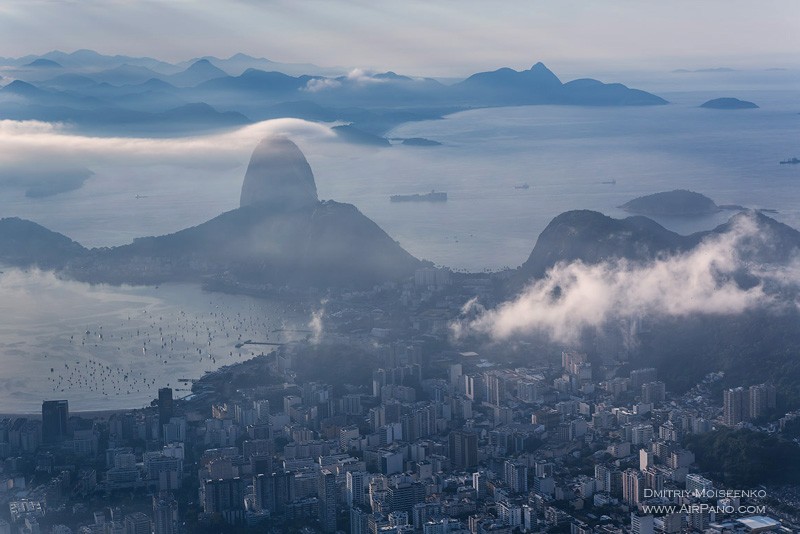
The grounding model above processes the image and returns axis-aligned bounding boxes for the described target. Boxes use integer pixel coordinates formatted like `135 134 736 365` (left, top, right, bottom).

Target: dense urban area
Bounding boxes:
1 268 798 534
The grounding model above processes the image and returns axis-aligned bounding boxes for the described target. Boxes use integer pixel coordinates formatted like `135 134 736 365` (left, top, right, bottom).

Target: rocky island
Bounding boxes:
620 189 720 216
700 97 759 109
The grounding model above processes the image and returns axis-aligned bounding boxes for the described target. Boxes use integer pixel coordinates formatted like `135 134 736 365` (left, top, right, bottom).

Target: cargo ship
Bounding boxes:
390 190 448 202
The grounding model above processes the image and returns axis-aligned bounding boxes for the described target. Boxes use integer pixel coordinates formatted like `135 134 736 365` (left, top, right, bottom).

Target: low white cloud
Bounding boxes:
0 118 335 169
308 300 327 345
452 214 799 344
303 77 342 92
300 69 388 92
345 68 386 84
0 268 158 323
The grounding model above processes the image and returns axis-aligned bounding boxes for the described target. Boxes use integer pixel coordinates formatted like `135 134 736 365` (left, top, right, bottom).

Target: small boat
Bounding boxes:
514 183 530 190
601 179 616 185
779 157 800 165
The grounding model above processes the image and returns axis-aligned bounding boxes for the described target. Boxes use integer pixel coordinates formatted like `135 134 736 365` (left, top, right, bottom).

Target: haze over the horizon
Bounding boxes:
1 0 798 76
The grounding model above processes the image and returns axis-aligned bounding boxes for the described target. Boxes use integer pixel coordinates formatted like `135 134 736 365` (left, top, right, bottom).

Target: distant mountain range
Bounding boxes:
0 49 343 77
0 50 668 136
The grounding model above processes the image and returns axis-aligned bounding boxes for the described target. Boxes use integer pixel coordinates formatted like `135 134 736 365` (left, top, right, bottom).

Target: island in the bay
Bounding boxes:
619 189 720 216
700 97 759 109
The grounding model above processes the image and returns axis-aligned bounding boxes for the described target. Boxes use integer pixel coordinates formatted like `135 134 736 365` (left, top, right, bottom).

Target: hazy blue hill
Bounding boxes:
0 201 419 289
95 102 249 134
0 217 87 269
36 49 178 73
460 62 563 90
0 99 247 135
1 80 48 97
451 62 666 106
515 210 695 282
0 136 419 289
701 97 758 109
108 89 188 114
129 78 179 92
23 58 62 68
373 71 414 81
166 59 229 87
73 200 420 287
197 69 311 94
71 78 180 103
86 64 165 85
157 102 248 124
185 53 342 77
710 210 800 264
452 62 563 104
561 79 668 105
503 209 800 404
514 209 800 286
0 81 106 111
620 189 719 216
38 73 99 90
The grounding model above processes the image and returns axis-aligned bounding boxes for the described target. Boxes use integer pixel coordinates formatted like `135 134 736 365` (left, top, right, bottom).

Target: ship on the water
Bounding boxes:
779 157 800 165
390 190 448 202
514 183 530 190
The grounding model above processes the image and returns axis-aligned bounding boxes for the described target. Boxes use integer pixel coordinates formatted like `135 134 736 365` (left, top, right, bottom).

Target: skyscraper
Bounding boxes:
504 461 528 493
622 469 644 506
254 471 295 515
124 512 151 534
158 388 174 438
42 400 69 444
153 492 178 534
748 383 776 420
346 470 367 508
723 387 747 426
317 468 337 533
448 430 478 470
202 477 245 524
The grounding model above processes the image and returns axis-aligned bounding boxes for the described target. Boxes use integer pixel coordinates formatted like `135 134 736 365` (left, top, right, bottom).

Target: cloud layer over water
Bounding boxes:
0 118 336 197
0 118 334 168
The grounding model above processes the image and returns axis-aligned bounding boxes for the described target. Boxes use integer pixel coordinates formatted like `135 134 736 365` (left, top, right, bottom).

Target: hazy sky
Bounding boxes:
1 0 798 76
